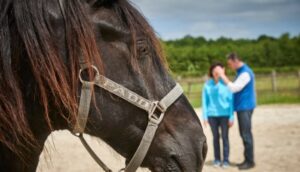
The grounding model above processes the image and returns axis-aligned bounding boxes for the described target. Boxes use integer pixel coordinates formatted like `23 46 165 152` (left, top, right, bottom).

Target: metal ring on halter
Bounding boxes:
148 101 165 124
79 65 100 83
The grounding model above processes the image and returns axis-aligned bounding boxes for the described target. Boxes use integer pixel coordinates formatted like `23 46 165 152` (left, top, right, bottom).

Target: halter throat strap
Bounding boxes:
74 65 183 172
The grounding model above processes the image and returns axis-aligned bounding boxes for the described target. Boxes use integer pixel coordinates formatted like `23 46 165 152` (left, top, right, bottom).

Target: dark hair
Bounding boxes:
227 52 240 61
209 62 224 78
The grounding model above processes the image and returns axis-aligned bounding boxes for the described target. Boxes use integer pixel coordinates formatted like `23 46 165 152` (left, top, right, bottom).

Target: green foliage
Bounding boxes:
163 33 300 76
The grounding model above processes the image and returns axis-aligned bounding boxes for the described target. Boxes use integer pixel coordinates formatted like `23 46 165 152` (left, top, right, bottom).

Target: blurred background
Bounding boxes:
134 0 300 107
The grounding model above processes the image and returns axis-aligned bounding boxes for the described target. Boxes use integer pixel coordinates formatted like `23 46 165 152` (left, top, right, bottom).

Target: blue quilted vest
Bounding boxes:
234 64 257 111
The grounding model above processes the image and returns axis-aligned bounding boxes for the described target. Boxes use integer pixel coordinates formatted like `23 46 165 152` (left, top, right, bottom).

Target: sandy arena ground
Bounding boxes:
37 105 300 172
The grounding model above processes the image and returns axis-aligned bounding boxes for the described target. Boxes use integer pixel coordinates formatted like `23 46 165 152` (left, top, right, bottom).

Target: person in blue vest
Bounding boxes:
202 62 234 168
216 53 256 170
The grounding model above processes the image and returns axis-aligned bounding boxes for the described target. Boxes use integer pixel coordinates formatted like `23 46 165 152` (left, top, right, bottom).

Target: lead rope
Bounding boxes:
78 134 112 172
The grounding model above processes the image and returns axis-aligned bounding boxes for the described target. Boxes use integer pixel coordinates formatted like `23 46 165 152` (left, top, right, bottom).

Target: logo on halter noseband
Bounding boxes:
99 76 151 110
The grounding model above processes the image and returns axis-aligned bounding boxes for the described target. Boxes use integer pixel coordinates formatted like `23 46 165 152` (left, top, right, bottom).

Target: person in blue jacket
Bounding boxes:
202 62 234 168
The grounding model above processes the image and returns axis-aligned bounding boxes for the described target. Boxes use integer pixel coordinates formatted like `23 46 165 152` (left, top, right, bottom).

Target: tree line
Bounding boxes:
163 33 300 76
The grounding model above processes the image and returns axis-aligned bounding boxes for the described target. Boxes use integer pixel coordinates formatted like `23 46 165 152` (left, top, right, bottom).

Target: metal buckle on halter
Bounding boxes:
79 65 100 84
148 101 166 125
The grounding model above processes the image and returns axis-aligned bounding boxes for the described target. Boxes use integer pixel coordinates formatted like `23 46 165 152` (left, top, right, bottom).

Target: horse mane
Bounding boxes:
0 0 166 157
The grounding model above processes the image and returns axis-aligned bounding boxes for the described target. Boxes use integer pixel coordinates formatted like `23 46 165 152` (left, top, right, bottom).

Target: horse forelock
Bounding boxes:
0 0 167 157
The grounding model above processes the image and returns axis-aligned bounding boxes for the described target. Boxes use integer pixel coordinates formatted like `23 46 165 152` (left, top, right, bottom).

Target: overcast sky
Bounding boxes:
131 0 300 40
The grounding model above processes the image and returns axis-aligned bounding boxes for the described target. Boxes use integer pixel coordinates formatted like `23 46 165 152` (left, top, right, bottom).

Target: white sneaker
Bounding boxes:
213 160 221 167
222 161 230 169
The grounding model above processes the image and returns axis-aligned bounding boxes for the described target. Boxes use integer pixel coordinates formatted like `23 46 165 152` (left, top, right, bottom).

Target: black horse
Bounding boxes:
0 0 207 171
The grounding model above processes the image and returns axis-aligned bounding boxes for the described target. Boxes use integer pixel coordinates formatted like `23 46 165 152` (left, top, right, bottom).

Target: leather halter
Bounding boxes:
58 1 183 171
75 65 183 172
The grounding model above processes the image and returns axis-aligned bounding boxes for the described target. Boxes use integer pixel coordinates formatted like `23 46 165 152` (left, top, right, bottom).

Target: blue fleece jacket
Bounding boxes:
202 79 234 121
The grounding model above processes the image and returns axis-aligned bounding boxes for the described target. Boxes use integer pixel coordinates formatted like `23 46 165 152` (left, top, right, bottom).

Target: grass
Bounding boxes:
257 91 300 105
179 74 300 108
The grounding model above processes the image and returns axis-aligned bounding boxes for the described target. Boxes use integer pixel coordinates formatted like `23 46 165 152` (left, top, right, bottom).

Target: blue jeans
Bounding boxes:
208 117 229 162
237 110 254 163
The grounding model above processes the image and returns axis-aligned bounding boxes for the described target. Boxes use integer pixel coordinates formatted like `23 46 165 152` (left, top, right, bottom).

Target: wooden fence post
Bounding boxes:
271 70 277 92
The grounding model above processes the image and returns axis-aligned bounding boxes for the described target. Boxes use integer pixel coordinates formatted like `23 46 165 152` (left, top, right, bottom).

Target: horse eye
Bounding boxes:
137 39 150 59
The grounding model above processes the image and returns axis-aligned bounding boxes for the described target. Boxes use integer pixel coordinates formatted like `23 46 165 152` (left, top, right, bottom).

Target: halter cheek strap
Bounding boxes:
74 65 183 172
